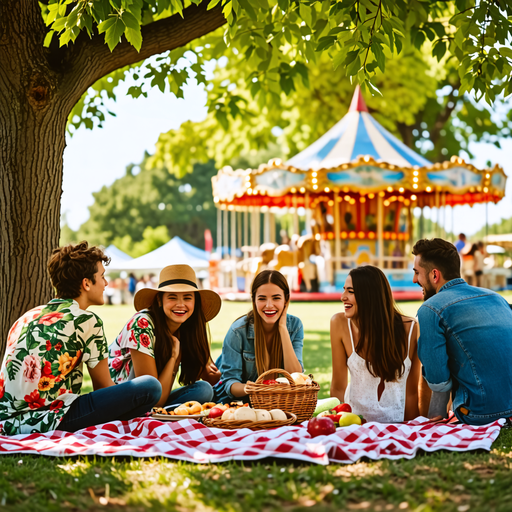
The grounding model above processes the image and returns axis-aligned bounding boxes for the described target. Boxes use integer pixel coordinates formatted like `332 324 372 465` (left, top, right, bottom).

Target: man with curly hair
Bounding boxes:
0 242 161 435
412 238 512 425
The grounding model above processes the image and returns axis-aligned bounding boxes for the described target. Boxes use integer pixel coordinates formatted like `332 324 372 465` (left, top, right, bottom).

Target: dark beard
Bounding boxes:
422 283 436 301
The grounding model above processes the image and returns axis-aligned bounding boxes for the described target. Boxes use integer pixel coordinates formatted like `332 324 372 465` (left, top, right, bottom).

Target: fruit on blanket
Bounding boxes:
313 397 340 417
234 407 257 421
208 407 224 419
337 412 362 426
214 404 228 412
254 409 272 421
262 379 279 385
333 403 352 413
307 416 336 437
269 409 287 421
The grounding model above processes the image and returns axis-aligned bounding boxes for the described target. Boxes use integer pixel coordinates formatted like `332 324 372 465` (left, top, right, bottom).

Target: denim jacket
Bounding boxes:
417 278 512 425
213 314 304 402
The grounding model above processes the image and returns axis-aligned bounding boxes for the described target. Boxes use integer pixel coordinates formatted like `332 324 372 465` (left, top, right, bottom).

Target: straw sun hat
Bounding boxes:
134 265 221 322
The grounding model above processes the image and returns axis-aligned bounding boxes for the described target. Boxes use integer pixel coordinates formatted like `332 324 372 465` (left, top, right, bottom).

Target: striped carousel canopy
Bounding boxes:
286 87 432 170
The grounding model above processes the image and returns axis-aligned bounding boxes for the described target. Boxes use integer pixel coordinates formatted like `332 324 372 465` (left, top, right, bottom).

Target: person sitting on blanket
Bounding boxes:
213 270 304 404
412 238 512 425
0 242 162 435
330 265 421 422
108 265 222 409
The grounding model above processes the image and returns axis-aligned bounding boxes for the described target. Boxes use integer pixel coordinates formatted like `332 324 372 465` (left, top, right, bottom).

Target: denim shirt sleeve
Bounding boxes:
218 325 245 401
417 305 452 392
289 317 304 371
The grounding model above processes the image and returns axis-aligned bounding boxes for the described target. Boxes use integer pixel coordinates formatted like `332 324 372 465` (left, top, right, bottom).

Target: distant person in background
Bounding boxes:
128 273 137 298
461 244 476 286
455 233 467 253
473 243 485 287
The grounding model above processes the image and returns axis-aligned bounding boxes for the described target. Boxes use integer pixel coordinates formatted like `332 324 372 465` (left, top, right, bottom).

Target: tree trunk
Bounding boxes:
0 3 67 355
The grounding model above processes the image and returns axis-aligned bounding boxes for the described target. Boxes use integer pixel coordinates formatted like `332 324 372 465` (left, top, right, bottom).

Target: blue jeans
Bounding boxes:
59 375 161 432
166 381 214 408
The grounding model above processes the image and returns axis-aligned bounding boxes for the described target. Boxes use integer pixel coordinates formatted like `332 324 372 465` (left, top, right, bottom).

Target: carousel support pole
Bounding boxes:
269 212 276 244
231 209 237 291
451 205 455 242
334 191 341 272
377 194 384 268
264 210 270 243
217 207 222 256
305 192 312 234
237 211 242 252
244 207 249 248
441 193 446 239
293 195 299 237
251 207 257 254
435 189 440 237
223 207 229 259
486 201 489 239
419 207 424 239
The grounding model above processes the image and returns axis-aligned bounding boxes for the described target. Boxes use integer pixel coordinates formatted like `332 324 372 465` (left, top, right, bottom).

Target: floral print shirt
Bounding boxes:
0 299 108 435
108 311 155 384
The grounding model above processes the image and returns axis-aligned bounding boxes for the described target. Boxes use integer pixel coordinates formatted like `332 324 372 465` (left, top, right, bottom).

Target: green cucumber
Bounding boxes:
313 397 341 417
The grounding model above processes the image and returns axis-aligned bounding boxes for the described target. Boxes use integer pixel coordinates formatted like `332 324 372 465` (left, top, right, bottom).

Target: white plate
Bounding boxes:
151 413 203 421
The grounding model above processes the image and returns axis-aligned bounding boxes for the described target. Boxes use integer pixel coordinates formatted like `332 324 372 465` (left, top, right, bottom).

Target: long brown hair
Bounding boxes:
246 270 290 376
349 266 408 382
148 292 211 385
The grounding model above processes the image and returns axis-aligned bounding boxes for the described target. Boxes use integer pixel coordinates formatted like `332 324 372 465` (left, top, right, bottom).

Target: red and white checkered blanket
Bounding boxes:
0 416 504 465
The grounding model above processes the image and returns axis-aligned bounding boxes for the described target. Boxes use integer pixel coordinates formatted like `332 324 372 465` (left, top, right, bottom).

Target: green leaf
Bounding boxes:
432 40 447 62
43 30 55 48
299 4 313 27
97 16 117 34
207 0 222 10
315 36 336 52
499 47 512 60
105 17 126 51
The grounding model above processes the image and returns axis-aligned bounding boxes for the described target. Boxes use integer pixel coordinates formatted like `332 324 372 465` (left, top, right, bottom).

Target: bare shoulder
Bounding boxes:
331 311 348 326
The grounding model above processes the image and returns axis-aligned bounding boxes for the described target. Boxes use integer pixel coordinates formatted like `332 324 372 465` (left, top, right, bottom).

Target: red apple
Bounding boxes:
208 407 224 419
332 403 352 413
262 379 279 385
307 416 336 437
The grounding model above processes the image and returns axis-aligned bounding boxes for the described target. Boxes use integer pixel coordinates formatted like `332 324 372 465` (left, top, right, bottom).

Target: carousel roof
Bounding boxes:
212 88 507 209
287 87 432 170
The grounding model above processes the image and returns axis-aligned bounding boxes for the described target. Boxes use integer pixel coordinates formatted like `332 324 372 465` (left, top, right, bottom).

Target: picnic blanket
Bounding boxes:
0 416 504 465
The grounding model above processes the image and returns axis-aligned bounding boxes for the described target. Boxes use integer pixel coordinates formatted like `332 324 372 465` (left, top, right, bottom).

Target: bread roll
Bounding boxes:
269 409 287 421
254 409 272 421
234 407 257 421
221 408 236 420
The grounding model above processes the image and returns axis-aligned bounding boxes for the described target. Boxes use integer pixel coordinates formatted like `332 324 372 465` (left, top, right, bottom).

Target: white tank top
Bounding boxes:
345 318 414 423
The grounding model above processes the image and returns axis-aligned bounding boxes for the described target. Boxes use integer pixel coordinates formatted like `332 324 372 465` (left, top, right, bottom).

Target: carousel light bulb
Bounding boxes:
313 185 318 190
360 197 366 203
312 178 318 184
344 195 351 202
324 187 330 192
291 187 297 193
300 187 306 193
486 173 490 178
399 187 404 193
245 182 250 188
413 177 419 182
413 171 419 176
315 234 321 240
368 193 375 199
328 200 334 206
312 172 318 177
378 191 385 197
484 187 489 193
413 184 418 189
387 187 393 192
426 186 432 192
411 195 417 201
383 200 390 207
247 188 253 195
404 199 410 206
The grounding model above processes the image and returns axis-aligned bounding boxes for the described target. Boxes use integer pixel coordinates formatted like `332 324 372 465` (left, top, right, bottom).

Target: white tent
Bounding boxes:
109 237 210 272
105 244 132 269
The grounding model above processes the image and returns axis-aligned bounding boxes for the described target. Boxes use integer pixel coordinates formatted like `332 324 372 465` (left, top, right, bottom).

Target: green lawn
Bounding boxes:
1 299 511 511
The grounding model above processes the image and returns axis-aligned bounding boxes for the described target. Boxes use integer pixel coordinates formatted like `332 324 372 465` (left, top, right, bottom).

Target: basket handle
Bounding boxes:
254 368 296 387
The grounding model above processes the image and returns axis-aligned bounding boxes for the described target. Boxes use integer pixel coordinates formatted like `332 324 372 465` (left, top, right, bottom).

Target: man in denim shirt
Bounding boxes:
412 238 512 425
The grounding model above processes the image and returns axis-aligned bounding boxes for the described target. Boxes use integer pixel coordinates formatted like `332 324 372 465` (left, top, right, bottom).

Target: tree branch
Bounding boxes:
59 3 226 109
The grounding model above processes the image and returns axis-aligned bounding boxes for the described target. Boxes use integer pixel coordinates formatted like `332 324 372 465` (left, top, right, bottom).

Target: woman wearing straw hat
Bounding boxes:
108 265 222 408
213 270 304 404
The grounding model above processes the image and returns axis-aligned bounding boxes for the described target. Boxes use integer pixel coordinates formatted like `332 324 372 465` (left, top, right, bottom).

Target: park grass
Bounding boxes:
1 300 512 511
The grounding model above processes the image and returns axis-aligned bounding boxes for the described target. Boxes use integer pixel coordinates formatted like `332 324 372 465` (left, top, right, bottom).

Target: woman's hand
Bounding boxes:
170 335 180 359
278 301 289 329
201 362 221 385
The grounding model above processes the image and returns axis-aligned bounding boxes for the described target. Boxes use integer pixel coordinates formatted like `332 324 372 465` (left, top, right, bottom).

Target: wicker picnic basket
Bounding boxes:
244 369 319 423
202 411 296 430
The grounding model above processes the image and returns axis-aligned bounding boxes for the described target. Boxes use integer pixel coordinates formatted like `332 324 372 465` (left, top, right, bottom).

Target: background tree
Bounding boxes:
67 159 218 254
1 0 511 354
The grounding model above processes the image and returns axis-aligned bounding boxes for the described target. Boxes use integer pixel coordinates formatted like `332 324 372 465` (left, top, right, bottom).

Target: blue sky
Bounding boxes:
62 82 512 237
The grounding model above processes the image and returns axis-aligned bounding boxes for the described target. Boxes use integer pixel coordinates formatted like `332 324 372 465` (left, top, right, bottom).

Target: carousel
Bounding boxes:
211 87 507 295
